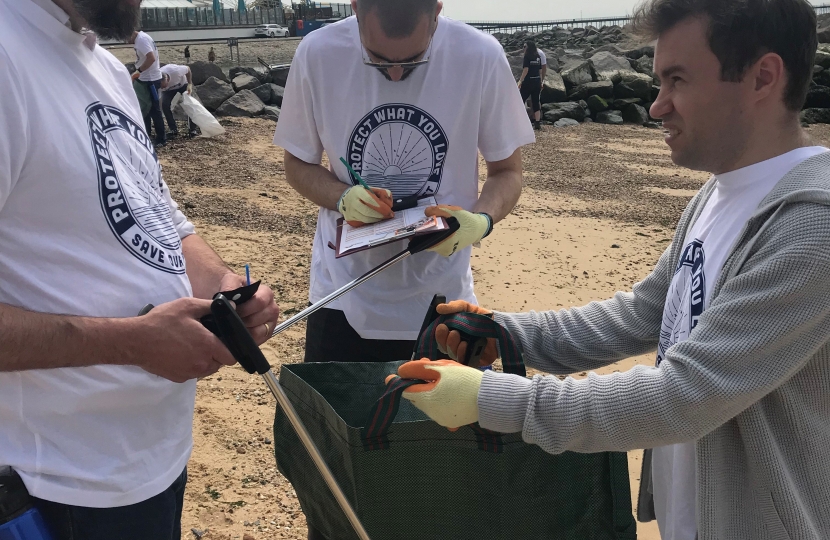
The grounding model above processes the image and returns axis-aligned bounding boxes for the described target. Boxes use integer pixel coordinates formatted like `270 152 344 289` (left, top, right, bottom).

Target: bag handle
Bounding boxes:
361 314 524 452
360 376 504 453
415 312 527 377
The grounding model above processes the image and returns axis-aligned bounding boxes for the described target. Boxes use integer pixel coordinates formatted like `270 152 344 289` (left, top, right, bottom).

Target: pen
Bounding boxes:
245 264 251 286
339 157 373 192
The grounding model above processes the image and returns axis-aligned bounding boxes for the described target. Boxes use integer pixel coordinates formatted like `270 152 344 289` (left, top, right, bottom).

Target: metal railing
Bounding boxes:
139 2 354 30
139 3 830 33
467 16 632 35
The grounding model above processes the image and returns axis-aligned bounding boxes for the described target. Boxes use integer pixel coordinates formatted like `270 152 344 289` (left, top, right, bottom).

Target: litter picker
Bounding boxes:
141 219 461 540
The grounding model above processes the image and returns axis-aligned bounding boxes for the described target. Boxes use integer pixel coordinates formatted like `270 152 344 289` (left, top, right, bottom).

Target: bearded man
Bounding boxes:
0 1 280 538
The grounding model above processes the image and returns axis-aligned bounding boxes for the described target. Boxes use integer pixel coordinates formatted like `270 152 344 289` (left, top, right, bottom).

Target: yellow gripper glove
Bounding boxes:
435 301 499 366
424 205 493 257
387 359 483 430
338 186 395 227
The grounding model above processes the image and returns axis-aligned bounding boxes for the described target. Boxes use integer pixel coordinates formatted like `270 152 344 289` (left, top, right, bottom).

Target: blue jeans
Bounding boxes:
32 468 186 540
141 78 166 145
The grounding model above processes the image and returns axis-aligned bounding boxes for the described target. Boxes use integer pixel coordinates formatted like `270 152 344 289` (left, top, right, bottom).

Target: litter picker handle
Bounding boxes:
407 217 460 255
210 294 272 375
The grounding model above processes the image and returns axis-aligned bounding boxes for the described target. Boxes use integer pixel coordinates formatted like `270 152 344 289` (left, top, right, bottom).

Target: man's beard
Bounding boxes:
73 0 140 40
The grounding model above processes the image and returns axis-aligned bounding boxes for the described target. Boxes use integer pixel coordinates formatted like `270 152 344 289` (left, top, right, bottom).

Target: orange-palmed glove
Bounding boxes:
386 359 483 430
435 301 499 366
338 186 394 227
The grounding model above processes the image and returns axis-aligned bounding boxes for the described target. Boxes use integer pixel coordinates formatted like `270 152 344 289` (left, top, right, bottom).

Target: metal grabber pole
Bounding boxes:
208 219 460 540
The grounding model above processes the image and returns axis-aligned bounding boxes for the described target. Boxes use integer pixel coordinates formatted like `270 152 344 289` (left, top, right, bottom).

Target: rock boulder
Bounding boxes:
216 90 265 117
622 103 650 125
560 59 594 88
590 51 636 84
232 74 260 92
587 94 609 112
596 110 624 125
540 71 568 103
190 61 229 85
194 77 235 111
554 118 580 128
801 108 830 124
261 105 281 122
569 80 614 100
614 72 654 101
542 102 586 123
269 84 285 106
251 84 273 104
806 86 830 109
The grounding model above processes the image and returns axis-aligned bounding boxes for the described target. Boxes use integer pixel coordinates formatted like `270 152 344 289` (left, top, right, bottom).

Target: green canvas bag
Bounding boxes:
274 314 637 540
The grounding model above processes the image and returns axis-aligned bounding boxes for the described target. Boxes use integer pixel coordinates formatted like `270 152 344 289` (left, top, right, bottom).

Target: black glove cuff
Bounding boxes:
479 212 494 238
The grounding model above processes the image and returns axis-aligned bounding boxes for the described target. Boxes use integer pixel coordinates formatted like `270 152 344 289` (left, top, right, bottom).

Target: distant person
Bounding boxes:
184 44 191 64
208 46 216 63
517 40 543 130
129 29 166 147
160 63 198 138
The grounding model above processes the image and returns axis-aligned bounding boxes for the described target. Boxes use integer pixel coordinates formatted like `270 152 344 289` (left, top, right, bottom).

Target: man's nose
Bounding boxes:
649 87 672 120
386 65 405 82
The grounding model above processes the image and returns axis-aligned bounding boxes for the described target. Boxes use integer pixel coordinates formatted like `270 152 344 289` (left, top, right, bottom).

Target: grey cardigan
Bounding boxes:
479 152 830 539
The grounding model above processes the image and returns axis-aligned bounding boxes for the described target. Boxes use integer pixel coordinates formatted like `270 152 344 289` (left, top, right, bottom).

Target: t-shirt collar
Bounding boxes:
28 0 71 27
27 0 98 50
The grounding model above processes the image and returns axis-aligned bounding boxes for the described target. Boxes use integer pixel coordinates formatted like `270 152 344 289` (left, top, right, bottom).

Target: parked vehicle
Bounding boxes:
254 24 289 38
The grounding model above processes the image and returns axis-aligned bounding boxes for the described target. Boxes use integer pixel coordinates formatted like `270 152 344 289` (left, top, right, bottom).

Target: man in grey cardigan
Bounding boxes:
393 0 830 539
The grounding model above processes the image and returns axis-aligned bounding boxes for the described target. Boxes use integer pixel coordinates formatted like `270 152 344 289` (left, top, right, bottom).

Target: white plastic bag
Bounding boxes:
180 93 225 138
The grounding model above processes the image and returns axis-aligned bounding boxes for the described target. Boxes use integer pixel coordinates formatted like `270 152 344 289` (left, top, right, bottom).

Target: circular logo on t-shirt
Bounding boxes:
346 104 448 198
86 102 185 274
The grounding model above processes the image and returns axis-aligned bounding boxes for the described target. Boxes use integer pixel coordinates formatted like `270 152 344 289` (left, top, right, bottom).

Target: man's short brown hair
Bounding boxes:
632 0 817 111
355 0 438 38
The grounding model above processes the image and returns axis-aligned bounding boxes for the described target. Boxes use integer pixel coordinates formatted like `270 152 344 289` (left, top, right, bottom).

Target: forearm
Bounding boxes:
473 150 523 222
138 52 155 73
0 303 136 372
492 246 672 374
541 66 547 81
519 67 528 83
284 150 348 211
481 251 830 455
186 70 192 85
182 234 235 300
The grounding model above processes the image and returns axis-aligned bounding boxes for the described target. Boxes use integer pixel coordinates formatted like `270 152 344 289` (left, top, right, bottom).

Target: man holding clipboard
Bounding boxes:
273 0 534 373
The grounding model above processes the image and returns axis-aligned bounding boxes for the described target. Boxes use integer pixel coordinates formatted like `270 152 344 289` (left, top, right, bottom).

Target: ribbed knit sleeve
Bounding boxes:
479 203 830 454
492 244 673 375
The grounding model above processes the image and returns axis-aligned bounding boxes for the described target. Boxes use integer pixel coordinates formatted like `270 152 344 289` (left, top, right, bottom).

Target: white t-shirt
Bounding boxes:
538 49 547 66
0 0 197 508
273 17 535 339
652 146 830 540
134 31 161 82
161 63 189 91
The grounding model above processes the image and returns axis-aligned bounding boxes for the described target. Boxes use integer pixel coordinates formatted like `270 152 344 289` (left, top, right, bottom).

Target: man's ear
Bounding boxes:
435 1 444 20
752 52 786 106
351 0 358 17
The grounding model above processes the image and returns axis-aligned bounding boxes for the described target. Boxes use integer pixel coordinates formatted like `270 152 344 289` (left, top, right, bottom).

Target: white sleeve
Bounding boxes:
134 34 153 59
477 42 536 162
0 46 27 213
272 41 324 164
539 49 547 66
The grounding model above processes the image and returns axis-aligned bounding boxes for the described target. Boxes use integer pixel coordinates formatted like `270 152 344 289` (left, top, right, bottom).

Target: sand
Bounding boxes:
157 117 830 540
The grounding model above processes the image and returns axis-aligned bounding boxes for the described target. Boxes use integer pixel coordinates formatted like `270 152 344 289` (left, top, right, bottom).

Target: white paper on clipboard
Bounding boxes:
336 196 447 256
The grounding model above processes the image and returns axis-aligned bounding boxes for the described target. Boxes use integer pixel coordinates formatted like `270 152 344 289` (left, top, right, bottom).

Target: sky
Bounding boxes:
440 0 827 22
